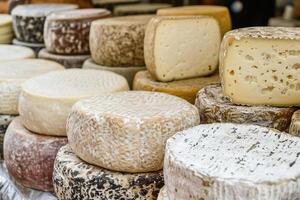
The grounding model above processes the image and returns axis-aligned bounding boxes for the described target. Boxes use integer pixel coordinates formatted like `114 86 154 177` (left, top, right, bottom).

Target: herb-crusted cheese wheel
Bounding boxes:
290 110 300 136
90 15 152 66
157 187 169 200
11 4 78 43
12 39 45 55
0 45 35 62
0 114 15 159
144 16 221 82
67 91 199 173
165 123 300 200
19 69 129 136
4 117 68 192
0 59 64 115
220 27 300 106
44 9 111 55
54 145 164 200
114 3 171 16
195 84 295 131
133 70 220 103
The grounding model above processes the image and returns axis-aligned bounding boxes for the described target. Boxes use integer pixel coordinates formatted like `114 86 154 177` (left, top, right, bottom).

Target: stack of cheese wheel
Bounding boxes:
83 15 151 88
39 9 111 68
113 3 172 16
4 69 129 192
0 15 14 44
53 91 200 199
133 5 232 104
11 3 78 55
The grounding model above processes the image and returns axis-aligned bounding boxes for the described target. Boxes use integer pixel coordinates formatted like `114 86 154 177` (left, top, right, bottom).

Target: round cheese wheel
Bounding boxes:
0 14 12 27
114 3 171 16
290 110 300 136
53 145 164 200
12 39 45 55
0 24 13 35
4 117 68 192
67 91 199 173
19 69 129 136
0 33 13 44
0 114 15 159
0 45 35 62
157 187 169 200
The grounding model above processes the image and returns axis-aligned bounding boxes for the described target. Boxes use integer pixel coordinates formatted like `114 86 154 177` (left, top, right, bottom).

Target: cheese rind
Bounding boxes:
144 16 221 82
165 123 300 200
157 187 169 200
133 70 220 103
220 27 300 106
289 110 300 136
12 39 45 55
0 114 15 159
114 3 171 16
195 84 295 131
67 91 199 172
19 69 129 136
0 45 35 62
53 145 164 200
0 33 13 44
0 14 12 27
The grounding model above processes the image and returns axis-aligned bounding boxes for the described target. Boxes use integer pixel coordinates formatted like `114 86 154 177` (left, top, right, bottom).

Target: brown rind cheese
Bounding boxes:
289 110 300 136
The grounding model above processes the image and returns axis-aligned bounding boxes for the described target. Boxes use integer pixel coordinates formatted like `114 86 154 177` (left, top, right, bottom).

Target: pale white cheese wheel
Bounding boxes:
0 45 35 62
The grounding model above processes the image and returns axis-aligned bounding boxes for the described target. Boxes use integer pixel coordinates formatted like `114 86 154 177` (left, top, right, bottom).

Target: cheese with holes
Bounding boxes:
157 187 169 200
83 58 145 88
157 5 231 36
165 123 300 200
12 39 45 55
4 117 68 192
53 145 164 200
90 15 152 66
67 91 199 172
220 27 300 106
133 70 220 103
44 9 111 55
19 69 129 136
144 16 221 82
38 48 89 68
290 110 300 136
195 84 295 131
0 45 35 62
0 114 15 159
114 3 171 16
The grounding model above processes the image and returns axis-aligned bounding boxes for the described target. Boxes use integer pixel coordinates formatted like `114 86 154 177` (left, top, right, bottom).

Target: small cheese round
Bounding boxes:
0 114 15 159
0 24 13 35
290 110 300 136
157 187 169 200
90 15 152 66
19 69 129 136
0 14 12 27
4 117 68 192
0 33 13 44
0 45 35 62
114 3 171 16
67 91 199 173
12 39 45 55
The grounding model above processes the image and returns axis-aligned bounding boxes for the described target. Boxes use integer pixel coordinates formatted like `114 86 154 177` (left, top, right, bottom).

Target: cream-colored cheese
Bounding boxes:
157 187 169 200
0 45 35 62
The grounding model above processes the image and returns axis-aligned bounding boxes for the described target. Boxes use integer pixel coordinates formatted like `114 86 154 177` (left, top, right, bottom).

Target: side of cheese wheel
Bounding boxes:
165 123 300 200
0 59 64 115
90 15 152 66
157 5 231 36
19 69 129 136
0 14 12 27
0 115 15 159
67 91 199 172
290 110 300 136
12 39 45 55
133 70 220 103
114 3 171 16
0 45 35 62
4 117 68 192
195 84 295 131
53 145 164 200
157 187 169 200
220 27 300 106
44 9 111 55
144 16 221 82
0 25 13 35
0 33 14 44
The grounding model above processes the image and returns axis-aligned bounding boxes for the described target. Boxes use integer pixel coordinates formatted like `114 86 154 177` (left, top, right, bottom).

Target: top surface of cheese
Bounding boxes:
0 15 12 27
0 45 35 62
92 15 153 25
114 3 171 13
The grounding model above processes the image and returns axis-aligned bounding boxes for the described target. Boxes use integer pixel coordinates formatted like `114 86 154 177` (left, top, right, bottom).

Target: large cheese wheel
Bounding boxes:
83 58 145 88
0 45 35 62
4 117 68 192
0 114 15 159
90 15 152 66
290 110 300 136
12 39 45 55
19 69 129 136
195 84 296 132
44 9 111 55
133 70 220 104
165 123 300 200
157 187 168 200
11 4 78 43
38 48 89 68
67 91 199 173
114 3 171 16
53 145 164 200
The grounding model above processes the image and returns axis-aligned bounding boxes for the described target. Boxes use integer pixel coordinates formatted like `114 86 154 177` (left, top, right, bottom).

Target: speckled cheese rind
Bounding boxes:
67 91 200 173
19 69 129 136
114 3 171 16
195 84 296 131
133 70 220 104
165 123 300 200
157 187 169 200
44 9 111 55
220 27 300 106
90 15 152 66
4 117 68 192
290 110 300 136
0 45 35 62
0 114 15 159
53 145 164 200
13 39 45 55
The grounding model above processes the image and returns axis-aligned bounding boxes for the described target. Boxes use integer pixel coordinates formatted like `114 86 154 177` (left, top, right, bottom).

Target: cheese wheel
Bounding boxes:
12 39 45 55
38 48 89 68
0 25 13 35
290 110 300 136
0 45 35 62
12 4 78 43
0 14 12 27
0 33 13 44
144 16 221 82
83 58 145 88
0 59 64 115
93 0 140 5
165 123 300 200
0 114 15 159
19 69 129 136
90 15 152 66
67 91 199 172
195 84 296 132
4 117 68 192
133 70 220 103
114 3 171 16
44 9 111 55
157 187 169 200
53 145 164 200
157 5 232 36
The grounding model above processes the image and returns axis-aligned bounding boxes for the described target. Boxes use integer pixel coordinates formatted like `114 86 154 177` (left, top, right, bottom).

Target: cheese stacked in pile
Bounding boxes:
0 15 14 44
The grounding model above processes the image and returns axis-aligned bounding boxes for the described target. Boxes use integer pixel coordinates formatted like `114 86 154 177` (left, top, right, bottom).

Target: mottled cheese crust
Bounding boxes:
0 45 35 62
290 110 300 136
